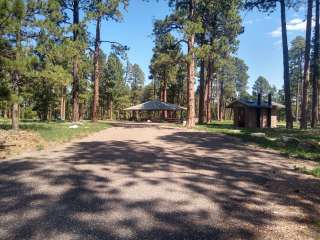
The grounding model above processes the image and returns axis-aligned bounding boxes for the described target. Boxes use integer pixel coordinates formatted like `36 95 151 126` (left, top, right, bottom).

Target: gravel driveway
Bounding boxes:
1 122 319 240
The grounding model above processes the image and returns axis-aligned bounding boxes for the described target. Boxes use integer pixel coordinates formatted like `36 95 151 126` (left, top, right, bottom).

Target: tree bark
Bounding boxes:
280 0 294 129
312 0 320 127
11 73 19 130
216 78 221 121
219 80 224 121
206 59 212 123
60 86 66 121
186 0 196 128
72 0 80 122
301 0 313 129
92 16 101 122
296 75 300 122
163 78 168 119
199 57 207 124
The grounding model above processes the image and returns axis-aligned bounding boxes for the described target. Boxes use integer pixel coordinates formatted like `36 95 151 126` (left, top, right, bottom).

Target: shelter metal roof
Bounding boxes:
124 100 187 111
227 99 285 109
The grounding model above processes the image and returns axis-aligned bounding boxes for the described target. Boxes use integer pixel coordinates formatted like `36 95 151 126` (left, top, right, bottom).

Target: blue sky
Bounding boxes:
90 0 308 93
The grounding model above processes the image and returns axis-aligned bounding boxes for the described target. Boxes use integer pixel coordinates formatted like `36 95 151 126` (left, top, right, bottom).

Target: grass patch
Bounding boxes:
0 119 109 142
296 166 320 178
196 121 320 162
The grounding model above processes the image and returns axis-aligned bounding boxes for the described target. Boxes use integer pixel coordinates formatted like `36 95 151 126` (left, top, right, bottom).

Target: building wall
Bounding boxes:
271 108 278 128
233 108 239 127
232 106 279 128
245 108 257 128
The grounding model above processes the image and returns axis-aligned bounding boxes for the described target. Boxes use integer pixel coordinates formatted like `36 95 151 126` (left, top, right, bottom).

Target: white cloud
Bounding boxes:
269 18 311 38
270 28 282 37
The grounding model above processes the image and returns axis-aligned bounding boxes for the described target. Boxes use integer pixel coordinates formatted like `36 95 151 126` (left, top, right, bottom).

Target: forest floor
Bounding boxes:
0 119 109 159
1 122 319 240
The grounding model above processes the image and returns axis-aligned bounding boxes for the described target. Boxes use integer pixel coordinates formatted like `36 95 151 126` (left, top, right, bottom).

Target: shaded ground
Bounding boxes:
1 122 320 240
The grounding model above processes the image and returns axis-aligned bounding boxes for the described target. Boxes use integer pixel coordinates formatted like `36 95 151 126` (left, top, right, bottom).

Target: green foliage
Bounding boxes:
252 76 275 96
101 53 131 116
128 63 145 105
217 56 249 102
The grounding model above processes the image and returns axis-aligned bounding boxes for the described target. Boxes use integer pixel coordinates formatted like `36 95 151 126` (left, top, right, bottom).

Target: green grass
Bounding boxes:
0 119 109 142
295 166 320 178
196 121 320 162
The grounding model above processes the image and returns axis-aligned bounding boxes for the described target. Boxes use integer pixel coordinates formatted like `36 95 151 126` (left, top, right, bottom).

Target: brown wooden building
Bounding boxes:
227 95 285 128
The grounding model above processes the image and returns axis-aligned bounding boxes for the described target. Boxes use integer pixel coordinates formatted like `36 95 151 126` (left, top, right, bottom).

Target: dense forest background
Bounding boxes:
0 0 319 129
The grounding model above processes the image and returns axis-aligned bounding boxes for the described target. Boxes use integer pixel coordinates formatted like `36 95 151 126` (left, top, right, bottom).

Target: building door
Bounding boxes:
238 108 245 127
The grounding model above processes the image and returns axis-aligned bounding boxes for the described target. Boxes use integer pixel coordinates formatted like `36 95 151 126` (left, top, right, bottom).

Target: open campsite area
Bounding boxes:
1 123 320 240
2 0 320 239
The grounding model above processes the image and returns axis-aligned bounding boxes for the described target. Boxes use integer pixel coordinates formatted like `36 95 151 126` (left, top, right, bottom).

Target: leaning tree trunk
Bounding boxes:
280 0 294 129
301 0 313 129
186 0 196 128
72 0 80 122
312 0 319 128
92 16 101 122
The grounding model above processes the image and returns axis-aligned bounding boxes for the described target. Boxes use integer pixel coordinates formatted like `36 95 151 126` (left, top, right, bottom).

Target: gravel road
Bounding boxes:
0 122 319 240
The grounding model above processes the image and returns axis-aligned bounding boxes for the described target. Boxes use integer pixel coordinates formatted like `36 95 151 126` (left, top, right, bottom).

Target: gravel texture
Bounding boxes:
0 122 319 240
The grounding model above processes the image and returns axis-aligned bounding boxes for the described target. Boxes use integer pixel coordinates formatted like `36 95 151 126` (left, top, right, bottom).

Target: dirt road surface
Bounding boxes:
1 122 319 240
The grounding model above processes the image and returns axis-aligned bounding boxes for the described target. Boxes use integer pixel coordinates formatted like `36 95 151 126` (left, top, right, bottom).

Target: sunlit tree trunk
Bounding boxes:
216 78 221 121
280 0 293 128
199 57 207 124
186 0 196 128
92 16 101 122
206 59 212 123
11 80 19 130
163 78 168 119
60 86 66 121
301 0 313 129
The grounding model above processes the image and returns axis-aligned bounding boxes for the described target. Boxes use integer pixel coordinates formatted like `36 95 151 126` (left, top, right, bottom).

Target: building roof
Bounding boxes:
227 99 285 109
124 100 187 111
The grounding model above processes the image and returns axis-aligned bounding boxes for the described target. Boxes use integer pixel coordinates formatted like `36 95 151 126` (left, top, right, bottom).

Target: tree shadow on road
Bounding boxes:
0 130 319 240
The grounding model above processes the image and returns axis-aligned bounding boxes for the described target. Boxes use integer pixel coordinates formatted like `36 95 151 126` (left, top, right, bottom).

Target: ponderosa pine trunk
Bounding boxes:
198 31 207 124
280 0 294 129
199 57 206 124
72 0 80 122
92 16 101 122
216 78 221 121
186 0 196 128
301 0 313 129
219 80 224 121
296 76 300 121
11 81 19 130
312 0 319 128
60 86 66 121
163 78 168 119
206 59 212 123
